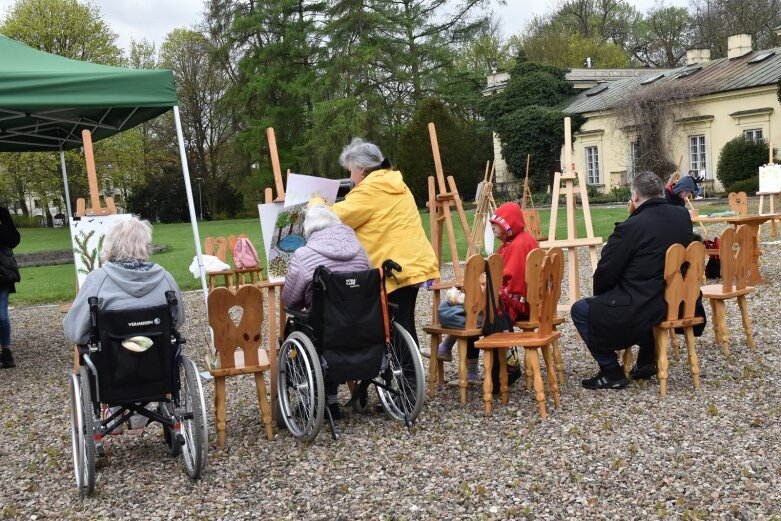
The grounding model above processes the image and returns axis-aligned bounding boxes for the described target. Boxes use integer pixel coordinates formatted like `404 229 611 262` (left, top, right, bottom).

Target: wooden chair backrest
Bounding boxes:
661 241 704 322
208 285 264 369
523 248 545 322
535 250 563 336
719 224 752 292
227 233 249 254
728 191 748 215
523 209 544 241
482 253 504 327
205 236 230 263
460 254 487 330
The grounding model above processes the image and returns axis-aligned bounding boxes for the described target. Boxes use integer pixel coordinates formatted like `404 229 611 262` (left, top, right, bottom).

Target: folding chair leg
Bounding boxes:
527 348 546 419
540 344 560 409
214 376 227 447
684 327 700 390
254 372 273 441
669 329 680 361
482 350 494 416
655 328 669 398
737 296 755 349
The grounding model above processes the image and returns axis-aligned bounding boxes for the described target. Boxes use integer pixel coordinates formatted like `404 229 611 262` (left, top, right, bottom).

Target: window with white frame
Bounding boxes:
689 135 707 177
627 141 640 179
586 146 601 184
743 128 763 141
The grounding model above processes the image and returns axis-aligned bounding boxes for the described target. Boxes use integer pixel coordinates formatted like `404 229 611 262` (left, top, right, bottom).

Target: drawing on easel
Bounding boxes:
69 214 133 288
258 174 341 282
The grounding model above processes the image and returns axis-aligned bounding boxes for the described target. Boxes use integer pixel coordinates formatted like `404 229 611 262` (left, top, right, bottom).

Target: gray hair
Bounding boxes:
632 171 663 199
100 216 153 262
304 205 341 240
338 137 385 171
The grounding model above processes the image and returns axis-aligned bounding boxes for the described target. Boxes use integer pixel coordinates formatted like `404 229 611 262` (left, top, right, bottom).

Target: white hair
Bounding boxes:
100 216 153 262
304 205 341 239
338 137 385 171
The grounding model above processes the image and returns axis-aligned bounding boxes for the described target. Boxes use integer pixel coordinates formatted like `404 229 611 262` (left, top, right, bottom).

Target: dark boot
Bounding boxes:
0 348 15 368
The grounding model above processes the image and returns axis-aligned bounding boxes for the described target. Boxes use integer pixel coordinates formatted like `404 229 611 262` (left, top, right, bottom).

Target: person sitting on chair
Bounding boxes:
664 174 696 207
63 217 184 345
281 203 372 419
571 171 692 389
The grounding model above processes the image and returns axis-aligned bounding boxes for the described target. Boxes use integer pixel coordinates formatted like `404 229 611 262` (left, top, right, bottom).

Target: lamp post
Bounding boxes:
196 177 203 220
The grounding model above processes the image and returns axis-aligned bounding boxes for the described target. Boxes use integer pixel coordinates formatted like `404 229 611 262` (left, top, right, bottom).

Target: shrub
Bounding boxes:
725 176 759 195
716 137 770 188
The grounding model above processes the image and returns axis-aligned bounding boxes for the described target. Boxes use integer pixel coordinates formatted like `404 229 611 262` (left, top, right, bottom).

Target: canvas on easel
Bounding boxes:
540 117 602 307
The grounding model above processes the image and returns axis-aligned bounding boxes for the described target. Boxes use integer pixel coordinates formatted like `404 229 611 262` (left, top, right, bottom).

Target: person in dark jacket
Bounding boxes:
571 171 692 389
281 203 372 419
664 174 696 206
0 207 20 368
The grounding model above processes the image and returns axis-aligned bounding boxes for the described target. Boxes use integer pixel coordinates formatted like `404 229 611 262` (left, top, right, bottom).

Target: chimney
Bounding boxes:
727 33 752 59
686 48 711 65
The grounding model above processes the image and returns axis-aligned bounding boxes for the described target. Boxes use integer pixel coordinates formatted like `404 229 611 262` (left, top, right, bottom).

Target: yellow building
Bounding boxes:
565 34 781 193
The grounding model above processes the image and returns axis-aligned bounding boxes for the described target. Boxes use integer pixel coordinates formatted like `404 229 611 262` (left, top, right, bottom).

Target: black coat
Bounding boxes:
0 207 20 292
588 198 692 350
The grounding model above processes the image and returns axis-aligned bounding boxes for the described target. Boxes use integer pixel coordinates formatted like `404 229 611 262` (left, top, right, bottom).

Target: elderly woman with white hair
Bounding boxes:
63 216 184 345
281 204 371 420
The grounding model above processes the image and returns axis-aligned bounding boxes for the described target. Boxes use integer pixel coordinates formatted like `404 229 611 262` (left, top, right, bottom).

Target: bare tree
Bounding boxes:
691 0 781 57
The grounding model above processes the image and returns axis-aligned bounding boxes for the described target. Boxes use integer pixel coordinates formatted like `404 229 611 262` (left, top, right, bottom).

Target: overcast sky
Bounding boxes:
0 0 688 51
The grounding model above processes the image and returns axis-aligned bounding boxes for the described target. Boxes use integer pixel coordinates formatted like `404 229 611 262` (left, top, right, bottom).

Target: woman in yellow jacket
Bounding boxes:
333 138 439 347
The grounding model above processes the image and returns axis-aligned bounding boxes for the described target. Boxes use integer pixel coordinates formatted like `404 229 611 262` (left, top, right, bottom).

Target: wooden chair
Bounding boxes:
204 236 234 291
227 234 264 288
701 224 755 356
653 242 705 397
475 250 563 418
514 247 566 387
728 191 748 216
422 254 486 404
208 285 273 447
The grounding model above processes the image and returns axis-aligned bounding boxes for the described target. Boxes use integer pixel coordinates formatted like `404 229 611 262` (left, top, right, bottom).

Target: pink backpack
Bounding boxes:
232 237 259 269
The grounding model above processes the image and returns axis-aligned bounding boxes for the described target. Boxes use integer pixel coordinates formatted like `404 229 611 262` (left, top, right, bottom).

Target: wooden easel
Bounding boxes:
757 141 781 238
426 122 472 283
539 117 602 307
520 154 545 242
467 161 496 257
259 126 287 424
75 130 117 217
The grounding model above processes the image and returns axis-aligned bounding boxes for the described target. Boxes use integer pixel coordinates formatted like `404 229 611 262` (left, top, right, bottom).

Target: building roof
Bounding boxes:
566 46 781 115
483 68 673 95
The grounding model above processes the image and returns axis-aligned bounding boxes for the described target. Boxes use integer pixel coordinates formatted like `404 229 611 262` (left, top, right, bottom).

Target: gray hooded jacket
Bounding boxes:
281 223 371 310
63 262 184 345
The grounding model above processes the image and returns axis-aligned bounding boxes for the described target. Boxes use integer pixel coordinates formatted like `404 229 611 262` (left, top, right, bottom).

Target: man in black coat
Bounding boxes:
571 171 693 389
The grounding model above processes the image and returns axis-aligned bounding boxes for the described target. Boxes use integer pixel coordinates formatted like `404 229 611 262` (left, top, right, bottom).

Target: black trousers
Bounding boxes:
387 285 420 348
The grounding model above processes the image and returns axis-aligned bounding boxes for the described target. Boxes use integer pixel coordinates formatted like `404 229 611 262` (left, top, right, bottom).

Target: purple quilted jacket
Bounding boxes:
281 224 372 310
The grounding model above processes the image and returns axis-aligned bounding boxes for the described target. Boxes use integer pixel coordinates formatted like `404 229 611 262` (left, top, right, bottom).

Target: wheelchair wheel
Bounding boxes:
377 322 425 424
69 367 96 496
277 331 324 442
179 355 207 479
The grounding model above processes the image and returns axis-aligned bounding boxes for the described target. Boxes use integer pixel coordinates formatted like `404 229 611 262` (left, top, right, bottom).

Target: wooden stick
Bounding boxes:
266 127 285 201
521 154 530 210
82 130 101 213
428 123 448 194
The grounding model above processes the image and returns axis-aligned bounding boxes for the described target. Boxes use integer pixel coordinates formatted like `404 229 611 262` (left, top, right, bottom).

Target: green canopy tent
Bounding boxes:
0 35 208 297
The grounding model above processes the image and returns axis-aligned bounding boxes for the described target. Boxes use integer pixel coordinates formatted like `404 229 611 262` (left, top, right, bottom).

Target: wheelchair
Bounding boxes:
69 291 208 496
277 260 425 441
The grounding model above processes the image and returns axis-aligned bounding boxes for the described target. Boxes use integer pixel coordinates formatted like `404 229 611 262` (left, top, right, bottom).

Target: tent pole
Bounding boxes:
173 106 209 305
59 149 73 219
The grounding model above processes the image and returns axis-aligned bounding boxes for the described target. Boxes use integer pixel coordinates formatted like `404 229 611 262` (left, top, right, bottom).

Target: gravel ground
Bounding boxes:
2 223 781 519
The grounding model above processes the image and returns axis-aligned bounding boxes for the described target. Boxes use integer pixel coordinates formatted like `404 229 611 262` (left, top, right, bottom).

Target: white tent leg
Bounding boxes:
173 106 209 305
59 149 73 219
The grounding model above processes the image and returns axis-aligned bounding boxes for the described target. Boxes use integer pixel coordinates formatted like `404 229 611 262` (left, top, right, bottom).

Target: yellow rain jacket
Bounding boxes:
333 169 439 292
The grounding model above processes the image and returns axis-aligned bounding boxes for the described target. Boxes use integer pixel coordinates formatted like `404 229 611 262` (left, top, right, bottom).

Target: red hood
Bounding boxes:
489 202 526 241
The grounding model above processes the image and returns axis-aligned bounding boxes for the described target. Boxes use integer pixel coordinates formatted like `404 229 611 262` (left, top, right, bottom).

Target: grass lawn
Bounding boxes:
14 199 731 305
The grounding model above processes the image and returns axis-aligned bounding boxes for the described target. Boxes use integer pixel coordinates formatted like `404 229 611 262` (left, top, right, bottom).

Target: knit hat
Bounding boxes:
672 175 697 195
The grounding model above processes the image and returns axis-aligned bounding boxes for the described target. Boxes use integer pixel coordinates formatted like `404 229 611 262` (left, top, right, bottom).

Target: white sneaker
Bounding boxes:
695 196 704 200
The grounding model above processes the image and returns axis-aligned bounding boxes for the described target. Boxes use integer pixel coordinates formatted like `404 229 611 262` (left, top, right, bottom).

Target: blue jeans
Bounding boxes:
0 288 10 346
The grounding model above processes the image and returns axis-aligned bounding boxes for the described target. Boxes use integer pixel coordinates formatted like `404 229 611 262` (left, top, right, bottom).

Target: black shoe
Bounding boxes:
0 348 15 368
629 363 657 380
581 370 629 390
327 402 342 421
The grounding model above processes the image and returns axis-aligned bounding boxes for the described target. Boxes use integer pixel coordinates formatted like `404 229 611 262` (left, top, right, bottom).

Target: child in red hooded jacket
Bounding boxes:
489 201 540 323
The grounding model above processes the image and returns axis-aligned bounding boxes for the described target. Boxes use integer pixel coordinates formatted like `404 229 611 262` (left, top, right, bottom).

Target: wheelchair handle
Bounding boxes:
88 297 99 345
382 259 402 285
